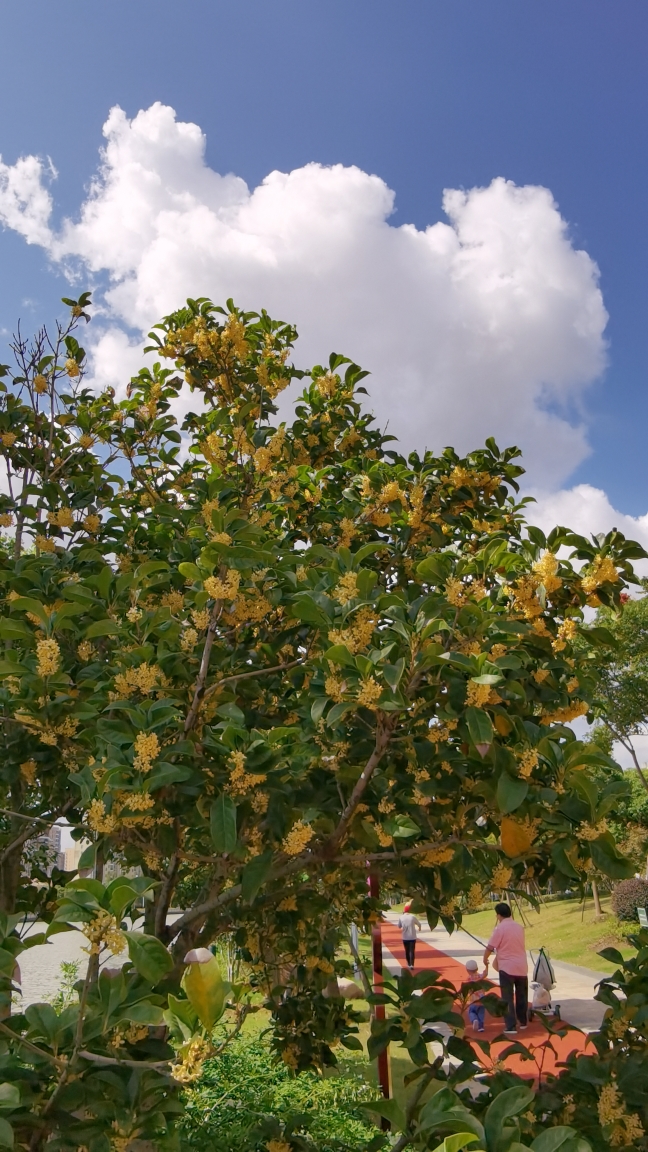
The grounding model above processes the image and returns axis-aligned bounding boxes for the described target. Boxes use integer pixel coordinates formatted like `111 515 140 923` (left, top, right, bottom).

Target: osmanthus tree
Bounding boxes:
0 294 642 1149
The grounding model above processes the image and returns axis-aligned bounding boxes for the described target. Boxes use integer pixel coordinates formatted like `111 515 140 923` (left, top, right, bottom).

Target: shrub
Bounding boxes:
180 1037 381 1151
611 877 648 921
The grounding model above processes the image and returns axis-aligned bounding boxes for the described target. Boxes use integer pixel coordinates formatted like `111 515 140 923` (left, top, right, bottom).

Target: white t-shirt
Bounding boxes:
398 913 421 941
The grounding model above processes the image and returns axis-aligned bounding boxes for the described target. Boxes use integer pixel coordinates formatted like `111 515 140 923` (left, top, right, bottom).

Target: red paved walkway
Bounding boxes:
381 922 591 1081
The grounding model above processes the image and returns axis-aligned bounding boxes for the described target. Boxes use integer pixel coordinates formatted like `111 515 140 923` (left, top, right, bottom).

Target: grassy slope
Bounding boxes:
460 896 635 974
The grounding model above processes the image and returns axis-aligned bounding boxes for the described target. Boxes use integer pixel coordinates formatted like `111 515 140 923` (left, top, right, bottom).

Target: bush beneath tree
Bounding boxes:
611 877 648 921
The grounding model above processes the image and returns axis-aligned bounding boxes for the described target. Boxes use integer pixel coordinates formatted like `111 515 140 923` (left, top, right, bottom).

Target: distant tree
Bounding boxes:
591 591 648 795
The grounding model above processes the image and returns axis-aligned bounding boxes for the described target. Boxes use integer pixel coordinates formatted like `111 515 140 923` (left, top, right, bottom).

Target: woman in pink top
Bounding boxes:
483 902 528 1034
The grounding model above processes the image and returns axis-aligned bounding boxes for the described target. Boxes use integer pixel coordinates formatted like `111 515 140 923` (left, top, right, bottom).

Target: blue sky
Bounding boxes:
1 1 647 530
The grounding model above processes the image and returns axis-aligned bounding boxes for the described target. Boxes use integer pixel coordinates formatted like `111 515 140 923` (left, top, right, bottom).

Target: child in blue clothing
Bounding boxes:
465 958 487 1032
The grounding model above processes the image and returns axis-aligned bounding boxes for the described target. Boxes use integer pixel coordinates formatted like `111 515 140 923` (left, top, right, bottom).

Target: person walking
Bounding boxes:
398 905 421 970
483 902 528 1035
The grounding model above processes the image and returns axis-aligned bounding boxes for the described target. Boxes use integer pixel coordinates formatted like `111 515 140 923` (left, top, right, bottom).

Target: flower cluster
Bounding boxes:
36 638 61 677
133 732 160 773
82 909 125 956
282 820 314 856
204 569 240 601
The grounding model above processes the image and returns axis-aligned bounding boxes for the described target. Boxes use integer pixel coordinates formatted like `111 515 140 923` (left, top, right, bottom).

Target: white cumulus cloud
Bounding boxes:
0 101 609 488
530 483 648 573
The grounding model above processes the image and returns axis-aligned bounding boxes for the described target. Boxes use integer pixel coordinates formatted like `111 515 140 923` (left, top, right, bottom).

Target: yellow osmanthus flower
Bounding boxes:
204 569 240 601
201 432 227 467
227 750 267 796
1 433 16 447
180 627 198 651
597 1082 644 1147
212 531 232 544
378 796 395 814
173 1037 212 1084
553 618 578 652
567 676 579 693
440 897 458 916
88 799 118 834
83 514 101 534
191 608 210 630
0 513 13 527
578 819 608 841
445 577 464 606
532 668 550 683
82 910 125 956
376 825 393 847
325 674 345 703
465 883 484 910
333 571 359 603
357 676 382 709
282 820 314 856
33 374 48 393
532 552 562 594
35 536 56 553
581 554 619 594
133 732 160 773
491 862 513 889
420 846 454 867
339 517 357 547
20 760 37 785
541 700 588 725
116 663 168 698
65 358 80 378
490 643 507 660
465 681 490 708
161 590 185 614
518 750 538 778
378 480 405 505
36 638 61 677
78 434 94 450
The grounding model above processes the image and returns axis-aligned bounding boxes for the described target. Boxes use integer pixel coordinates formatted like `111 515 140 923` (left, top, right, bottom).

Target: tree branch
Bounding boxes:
201 658 304 706
0 799 76 866
325 712 397 853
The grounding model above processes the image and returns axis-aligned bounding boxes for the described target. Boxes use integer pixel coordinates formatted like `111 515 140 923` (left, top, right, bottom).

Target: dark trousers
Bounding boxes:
404 939 416 967
499 971 528 1031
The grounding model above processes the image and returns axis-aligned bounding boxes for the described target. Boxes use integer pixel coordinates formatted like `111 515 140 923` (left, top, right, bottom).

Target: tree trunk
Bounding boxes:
592 879 603 919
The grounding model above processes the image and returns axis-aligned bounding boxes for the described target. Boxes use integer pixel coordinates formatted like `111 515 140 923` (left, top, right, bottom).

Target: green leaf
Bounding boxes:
182 954 226 1030
178 562 202 581
114 1001 164 1026
85 619 120 638
497 773 529 814
124 932 174 984
311 697 328 723
358 1098 406 1129
0 1084 19 1111
589 833 634 880
9 597 50 625
466 707 493 753
210 794 237 854
0 620 32 641
433 1137 480 1152
485 1085 535 1151
327 701 353 727
531 1128 585 1152
0 660 28 677
325 644 357 668
0 1117 13 1147
135 560 170 581
241 852 272 903
77 841 97 871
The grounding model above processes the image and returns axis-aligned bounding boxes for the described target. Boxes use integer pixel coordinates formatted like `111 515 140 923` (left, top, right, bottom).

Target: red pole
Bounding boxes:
369 870 391 1117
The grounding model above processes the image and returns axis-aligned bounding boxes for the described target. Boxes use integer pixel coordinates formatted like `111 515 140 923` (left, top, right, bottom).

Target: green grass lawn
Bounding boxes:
460 895 635 974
